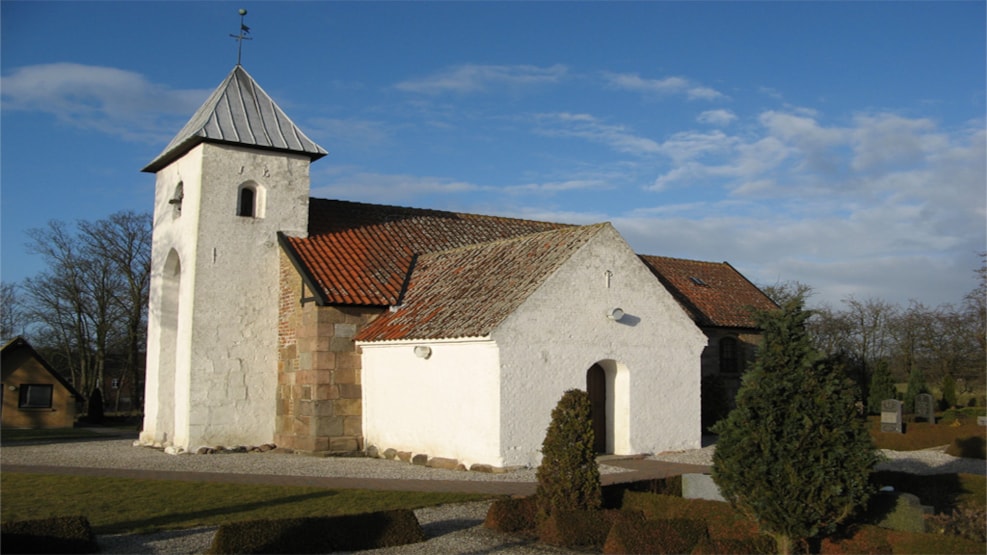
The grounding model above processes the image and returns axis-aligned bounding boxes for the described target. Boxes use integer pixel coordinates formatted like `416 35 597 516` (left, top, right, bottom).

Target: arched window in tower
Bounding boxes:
719 336 741 374
236 182 265 218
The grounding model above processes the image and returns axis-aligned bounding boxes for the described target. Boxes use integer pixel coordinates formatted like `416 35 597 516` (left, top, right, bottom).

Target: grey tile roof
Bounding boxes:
142 65 327 173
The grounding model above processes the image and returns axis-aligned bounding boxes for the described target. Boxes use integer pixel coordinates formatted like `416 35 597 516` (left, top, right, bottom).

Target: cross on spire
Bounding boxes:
230 8 252 66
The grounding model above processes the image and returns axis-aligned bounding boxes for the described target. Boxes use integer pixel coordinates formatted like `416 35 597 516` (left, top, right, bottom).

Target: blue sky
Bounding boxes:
2 1 984 309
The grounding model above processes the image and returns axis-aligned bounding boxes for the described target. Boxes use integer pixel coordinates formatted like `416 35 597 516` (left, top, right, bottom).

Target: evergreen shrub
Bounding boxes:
206 509 424 554
537 509 633 548
87 387 104 423
535 389 601 518
940 375 958 410
0 515 98 554
866 361 896 415
483 496 537 532
711 299 880 554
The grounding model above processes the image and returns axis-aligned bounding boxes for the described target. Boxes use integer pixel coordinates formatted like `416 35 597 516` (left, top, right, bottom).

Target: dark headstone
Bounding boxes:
914 393 935 423
880 399 903 433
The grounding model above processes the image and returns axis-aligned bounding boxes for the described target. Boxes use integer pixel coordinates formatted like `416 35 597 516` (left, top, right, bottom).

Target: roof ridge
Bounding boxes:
639 253 727 266
309 197 577 230
419 222 609 258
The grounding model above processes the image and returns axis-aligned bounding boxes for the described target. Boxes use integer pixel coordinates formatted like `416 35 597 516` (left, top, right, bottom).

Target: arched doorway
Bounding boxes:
586 364 607 453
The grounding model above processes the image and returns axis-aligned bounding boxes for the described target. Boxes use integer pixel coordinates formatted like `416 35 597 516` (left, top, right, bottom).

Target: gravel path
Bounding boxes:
650 443 986 476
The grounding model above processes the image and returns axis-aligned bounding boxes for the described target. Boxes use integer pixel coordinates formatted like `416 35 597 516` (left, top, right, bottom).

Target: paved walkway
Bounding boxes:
1 457 711 496
3 430 711 495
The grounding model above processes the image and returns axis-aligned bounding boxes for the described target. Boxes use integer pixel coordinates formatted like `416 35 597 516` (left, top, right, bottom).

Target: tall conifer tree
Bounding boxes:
712 299 879 554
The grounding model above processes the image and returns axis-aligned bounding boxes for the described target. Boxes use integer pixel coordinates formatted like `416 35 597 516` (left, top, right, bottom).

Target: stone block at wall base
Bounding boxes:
682 473 726 502
328 436 361 452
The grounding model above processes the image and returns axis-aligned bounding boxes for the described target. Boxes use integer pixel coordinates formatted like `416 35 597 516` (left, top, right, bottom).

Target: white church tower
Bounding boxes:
139 65 326 451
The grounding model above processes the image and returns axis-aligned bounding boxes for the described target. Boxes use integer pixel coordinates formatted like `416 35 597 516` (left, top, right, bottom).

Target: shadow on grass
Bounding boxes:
951 436 986 459
870 471 969 513
103 491 337 534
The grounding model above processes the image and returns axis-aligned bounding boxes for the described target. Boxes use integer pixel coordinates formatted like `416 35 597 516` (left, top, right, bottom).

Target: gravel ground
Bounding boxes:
98 501 572 555
4 436 984 554
651 443 987 476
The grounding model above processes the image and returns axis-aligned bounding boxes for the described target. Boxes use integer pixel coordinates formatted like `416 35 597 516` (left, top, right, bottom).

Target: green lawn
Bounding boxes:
0 473 489 535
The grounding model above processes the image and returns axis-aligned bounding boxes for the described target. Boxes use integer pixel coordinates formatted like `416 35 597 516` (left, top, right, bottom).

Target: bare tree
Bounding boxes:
1 282 23 340
20 212 151 413
79 211 151 411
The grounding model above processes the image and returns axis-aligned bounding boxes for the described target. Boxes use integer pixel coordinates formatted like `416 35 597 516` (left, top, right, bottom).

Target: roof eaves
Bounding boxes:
277 232 330 306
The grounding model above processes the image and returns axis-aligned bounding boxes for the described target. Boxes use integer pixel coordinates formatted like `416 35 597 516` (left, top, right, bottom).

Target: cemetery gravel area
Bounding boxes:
2 438 984 554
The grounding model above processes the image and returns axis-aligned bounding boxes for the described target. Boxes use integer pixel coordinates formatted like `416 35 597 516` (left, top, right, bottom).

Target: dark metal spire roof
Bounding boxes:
142 65 327 173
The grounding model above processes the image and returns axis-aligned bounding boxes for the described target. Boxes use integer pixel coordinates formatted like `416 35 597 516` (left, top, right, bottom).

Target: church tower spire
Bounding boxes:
140 66 325 452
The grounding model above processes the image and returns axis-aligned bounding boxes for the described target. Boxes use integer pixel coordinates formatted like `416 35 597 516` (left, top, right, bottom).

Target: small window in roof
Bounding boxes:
689 276 708 286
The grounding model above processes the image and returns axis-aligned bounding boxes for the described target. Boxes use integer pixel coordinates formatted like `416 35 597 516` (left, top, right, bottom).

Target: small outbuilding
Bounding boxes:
1 337 84 429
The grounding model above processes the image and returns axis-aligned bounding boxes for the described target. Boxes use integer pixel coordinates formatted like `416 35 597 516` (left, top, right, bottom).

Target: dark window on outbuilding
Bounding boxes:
19 384 53 409
719 337 741 374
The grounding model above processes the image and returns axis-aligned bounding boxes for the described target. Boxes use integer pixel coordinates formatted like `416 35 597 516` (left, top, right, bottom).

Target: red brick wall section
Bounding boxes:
277 252 385 453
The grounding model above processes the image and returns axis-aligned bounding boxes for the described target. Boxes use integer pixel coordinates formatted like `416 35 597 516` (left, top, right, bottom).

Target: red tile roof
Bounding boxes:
281 199 571 306
638 255 777 329
282 198 775 335
356 224 609 342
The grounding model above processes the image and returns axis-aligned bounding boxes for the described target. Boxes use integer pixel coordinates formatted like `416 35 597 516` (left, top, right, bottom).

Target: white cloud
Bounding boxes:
395 64 567 95
312 170 489 203
849 113 941 173
631 110 986 307
503 179 611 194
697 109 737 126
604 72 728 101
533 112 661 156
1 63 208 142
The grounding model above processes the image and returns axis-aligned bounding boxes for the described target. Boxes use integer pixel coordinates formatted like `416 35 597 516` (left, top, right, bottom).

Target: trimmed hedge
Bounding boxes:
483 496 538 533
602 476 682 507
206 509 424 554
617 490 759 540
819 524 985 555
1 516 98 554
603 517 708 554
692 536 776 554
537 509 641 548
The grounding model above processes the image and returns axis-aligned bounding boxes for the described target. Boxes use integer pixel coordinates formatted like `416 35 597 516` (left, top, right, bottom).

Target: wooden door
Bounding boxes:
586 364 607 453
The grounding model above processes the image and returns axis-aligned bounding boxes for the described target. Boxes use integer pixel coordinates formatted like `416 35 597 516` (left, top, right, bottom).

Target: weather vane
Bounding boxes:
230 8 252 66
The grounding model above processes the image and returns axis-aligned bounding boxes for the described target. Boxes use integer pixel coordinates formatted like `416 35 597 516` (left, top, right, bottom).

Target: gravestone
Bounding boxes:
881 399 902 433
914 393 935 424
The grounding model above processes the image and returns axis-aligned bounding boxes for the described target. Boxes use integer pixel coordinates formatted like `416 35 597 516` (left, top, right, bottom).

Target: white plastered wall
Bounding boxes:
493 224 708 467
358 224 707 469
141 143 310 451
359 338 503 467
